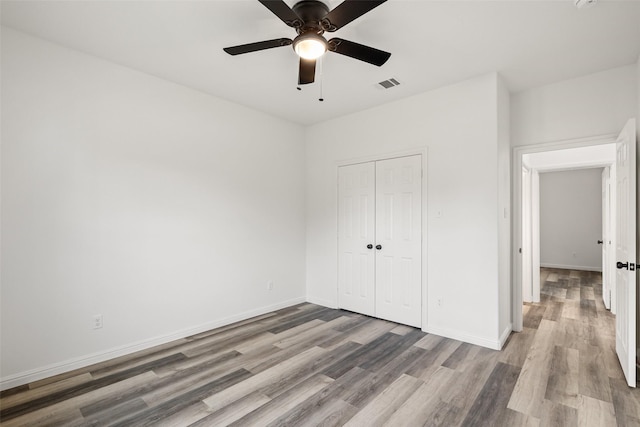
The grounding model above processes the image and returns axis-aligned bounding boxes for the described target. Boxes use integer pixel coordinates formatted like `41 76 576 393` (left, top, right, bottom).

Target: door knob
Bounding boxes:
367 244 373 249
617 261 629 270
597 240 603 244
375 244 382 250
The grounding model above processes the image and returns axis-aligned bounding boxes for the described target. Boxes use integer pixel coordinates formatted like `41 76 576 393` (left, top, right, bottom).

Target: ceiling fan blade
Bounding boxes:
223 38 292 55
323 0 387 31
258 0 303 27
298 58 316 85
328 38 391 66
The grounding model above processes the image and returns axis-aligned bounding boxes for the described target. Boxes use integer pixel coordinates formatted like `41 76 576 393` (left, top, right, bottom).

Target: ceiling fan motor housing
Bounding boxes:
292 0 330 33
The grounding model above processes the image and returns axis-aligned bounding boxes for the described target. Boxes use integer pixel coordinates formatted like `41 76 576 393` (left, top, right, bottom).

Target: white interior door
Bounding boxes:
374 155 422 327
615 118 636 388
338 162 376 316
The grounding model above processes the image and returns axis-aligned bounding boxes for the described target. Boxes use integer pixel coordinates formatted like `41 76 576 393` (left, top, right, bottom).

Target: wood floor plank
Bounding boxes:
228 374 334 427
343 373 422 426
562 300 583 321
507 319 556 418
435 347 498 413
258 342 361 399
321 332 406 379
524 305 547 329
413 333 446 350
111 369 253 426
609 377 640 426
461 362 522 426
267 397 357 427
150 401 212 427
335 318 398 347
188 390 271 426
383 366 457 425
499 327 536 367
544 345 580 408
341 345 429 409
405 337 462 381
0 354 183 420
201 346 326 412
0 372 93 410
566 286 581 301
578 345 612 403
390 325 415 336
544 300 564 322
539 400 578 427
80 397 149 426
273 316 352 350
0 407 86 427
138 351 248 407
441 342 474 370
580 299 598 320
1 371 157 427
577 394 616 427
262 367 367 427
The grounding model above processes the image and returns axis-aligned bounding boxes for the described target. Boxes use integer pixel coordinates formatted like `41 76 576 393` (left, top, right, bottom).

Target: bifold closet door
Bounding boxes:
338 162 376 316
338 155 422 327
375 156 422 327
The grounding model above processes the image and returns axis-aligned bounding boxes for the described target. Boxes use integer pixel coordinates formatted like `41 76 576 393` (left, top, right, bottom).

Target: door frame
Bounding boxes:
512 134 617 331
602 165 617 312
336 147 428 330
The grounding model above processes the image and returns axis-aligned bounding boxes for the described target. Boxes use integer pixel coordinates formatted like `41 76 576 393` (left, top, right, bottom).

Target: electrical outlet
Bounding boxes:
267 280 274 291
437 298 442 307
93 314 103 329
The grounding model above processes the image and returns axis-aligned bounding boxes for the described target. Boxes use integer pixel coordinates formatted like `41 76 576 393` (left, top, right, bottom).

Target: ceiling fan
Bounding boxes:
223 0 391 85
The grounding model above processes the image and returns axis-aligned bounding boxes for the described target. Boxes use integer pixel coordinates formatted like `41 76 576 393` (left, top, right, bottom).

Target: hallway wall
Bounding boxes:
539 168 603 271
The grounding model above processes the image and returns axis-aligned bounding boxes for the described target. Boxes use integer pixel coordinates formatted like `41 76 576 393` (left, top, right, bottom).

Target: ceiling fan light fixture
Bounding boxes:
293 33 327 60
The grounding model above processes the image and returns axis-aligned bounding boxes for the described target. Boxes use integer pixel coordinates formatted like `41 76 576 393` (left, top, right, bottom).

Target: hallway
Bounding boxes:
509 267 640 425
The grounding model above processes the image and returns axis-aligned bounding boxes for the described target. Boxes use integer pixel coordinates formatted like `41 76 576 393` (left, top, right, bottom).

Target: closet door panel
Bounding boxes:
338 162 376 316
375 155 422 327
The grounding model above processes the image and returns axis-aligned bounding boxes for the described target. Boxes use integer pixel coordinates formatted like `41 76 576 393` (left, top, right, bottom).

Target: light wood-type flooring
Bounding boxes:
2 268 640 426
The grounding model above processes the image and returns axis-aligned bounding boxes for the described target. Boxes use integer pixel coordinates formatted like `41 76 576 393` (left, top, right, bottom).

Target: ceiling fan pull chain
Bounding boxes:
318 56 324 102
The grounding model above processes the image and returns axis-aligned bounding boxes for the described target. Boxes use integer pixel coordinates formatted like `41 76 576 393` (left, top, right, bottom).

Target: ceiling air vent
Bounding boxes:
378 78 400 89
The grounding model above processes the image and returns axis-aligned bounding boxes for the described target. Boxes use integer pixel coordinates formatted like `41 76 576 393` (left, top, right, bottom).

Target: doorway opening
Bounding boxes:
512 119 637 387
513 136 617 328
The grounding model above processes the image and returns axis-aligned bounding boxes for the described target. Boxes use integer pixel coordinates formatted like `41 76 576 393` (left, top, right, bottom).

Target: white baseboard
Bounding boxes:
0 296 306 391
422 324 504 351
540 263 602 272
306 295 338 309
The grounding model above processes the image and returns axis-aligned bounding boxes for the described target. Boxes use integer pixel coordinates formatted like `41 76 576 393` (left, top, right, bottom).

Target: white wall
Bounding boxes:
305 73 508 349
511 65 637 146
539 169 603 271
0 28 307 388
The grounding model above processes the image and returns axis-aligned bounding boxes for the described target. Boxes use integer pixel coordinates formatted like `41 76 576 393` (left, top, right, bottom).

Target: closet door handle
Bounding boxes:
597 240 603 244
617 261 629 270
375 244 382 250
367 244 373 249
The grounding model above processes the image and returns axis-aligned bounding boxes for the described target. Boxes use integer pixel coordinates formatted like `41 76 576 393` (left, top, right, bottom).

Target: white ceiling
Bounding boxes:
2 0 640 125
